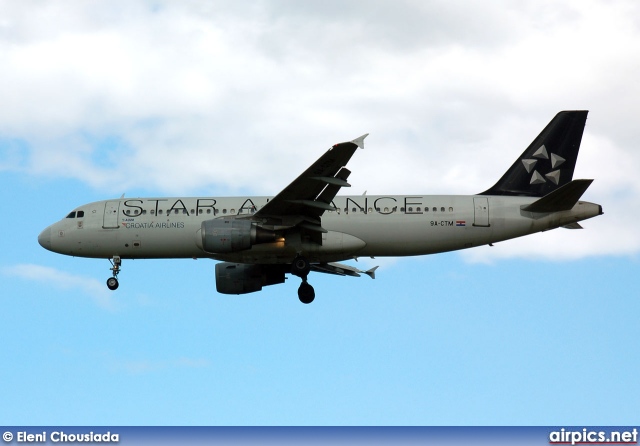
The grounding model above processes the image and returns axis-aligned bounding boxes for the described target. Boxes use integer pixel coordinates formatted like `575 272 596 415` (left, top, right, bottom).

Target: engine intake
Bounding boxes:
215 262 286 294
201 219 275 253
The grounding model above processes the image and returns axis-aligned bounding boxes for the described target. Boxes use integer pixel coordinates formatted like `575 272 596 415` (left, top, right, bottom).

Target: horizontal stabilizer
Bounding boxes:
521 179 593 213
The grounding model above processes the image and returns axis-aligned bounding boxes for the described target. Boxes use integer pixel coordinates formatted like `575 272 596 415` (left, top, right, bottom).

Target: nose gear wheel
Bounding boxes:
106 256 121 291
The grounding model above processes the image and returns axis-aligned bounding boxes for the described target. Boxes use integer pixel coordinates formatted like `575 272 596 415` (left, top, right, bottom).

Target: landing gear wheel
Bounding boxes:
298 281 315 304
106 256 122 291
106 277 119 291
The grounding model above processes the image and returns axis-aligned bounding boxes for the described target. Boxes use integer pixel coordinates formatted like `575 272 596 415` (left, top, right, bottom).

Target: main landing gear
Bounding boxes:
291 255 315 304
106 256 121 291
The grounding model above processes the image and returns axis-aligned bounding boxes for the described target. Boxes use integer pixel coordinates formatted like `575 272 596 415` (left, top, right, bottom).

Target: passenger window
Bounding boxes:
408 207 413 212
449 207 453 212
199 209 203 214
150 210 155 215
400 207 405 212
368 207 373 213
207 209 212 214
432 207 437 212
231 209 235 214
191 209 195 214
441 207 445 212
352 208 357 213
384 207 389 213
66 212 76 218
223 209 227 214
159 210 163 215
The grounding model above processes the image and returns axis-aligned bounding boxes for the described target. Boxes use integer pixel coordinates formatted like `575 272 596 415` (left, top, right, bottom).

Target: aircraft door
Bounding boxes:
103 201 120 229
473 197 490 227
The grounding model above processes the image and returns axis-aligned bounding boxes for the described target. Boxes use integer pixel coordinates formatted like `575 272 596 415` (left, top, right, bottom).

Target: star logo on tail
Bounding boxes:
521 145 566 185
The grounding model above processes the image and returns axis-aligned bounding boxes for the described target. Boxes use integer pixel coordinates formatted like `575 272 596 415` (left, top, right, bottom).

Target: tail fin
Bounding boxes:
480 110 588 197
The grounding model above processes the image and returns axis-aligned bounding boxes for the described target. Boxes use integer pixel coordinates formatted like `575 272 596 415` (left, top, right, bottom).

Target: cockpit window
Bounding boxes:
66 211 76 218
77 211 85 218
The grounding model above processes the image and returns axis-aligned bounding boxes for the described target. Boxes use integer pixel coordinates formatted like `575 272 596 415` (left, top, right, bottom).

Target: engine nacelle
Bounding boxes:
215 262 286 294
201 219 275 253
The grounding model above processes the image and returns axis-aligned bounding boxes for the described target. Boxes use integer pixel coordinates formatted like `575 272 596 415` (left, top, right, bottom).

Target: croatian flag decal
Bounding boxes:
456 220 466 227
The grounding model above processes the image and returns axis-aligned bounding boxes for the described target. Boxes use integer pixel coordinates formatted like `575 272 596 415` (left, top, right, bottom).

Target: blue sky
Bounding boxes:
1 0 639 426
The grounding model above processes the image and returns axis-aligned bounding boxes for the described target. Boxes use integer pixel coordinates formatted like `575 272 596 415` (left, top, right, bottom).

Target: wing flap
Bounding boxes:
285 199 336 211
316 167 351 207
310 176 351 187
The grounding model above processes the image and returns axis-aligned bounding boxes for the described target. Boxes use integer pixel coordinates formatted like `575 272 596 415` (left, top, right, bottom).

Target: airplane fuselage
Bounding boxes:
39 194 602 263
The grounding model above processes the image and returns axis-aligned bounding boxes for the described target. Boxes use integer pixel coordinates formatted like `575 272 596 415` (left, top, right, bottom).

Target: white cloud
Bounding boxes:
1 263 116 310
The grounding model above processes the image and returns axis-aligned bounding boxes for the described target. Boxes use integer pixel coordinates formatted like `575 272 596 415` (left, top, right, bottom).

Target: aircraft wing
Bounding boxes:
253 134 368 236
311 262 378 279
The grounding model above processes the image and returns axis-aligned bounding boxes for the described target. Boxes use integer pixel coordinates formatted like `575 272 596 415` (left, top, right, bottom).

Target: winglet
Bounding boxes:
364 266 378 279
351 133 368 149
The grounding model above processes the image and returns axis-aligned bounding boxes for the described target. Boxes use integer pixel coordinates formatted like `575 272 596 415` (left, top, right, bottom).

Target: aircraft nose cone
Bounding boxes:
38 227 52 251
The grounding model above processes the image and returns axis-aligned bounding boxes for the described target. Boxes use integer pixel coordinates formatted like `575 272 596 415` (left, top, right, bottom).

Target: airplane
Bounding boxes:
38 110 603 304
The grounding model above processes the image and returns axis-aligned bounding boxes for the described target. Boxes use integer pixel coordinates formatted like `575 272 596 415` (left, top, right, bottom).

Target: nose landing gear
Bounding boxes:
106 256 121 291
291 255 315 304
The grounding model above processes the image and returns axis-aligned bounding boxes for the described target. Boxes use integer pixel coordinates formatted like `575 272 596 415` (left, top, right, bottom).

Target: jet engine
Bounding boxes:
215 262 286 294
201 219 275 253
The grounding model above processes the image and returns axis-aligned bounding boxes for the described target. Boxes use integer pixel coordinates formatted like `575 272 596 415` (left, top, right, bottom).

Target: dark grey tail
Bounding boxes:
480 110 588 197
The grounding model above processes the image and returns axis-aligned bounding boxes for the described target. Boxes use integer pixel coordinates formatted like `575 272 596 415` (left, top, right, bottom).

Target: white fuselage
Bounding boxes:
39 194 602 264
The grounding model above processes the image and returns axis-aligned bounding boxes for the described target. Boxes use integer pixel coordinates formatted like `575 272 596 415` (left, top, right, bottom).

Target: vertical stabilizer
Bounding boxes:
480 110 588 197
